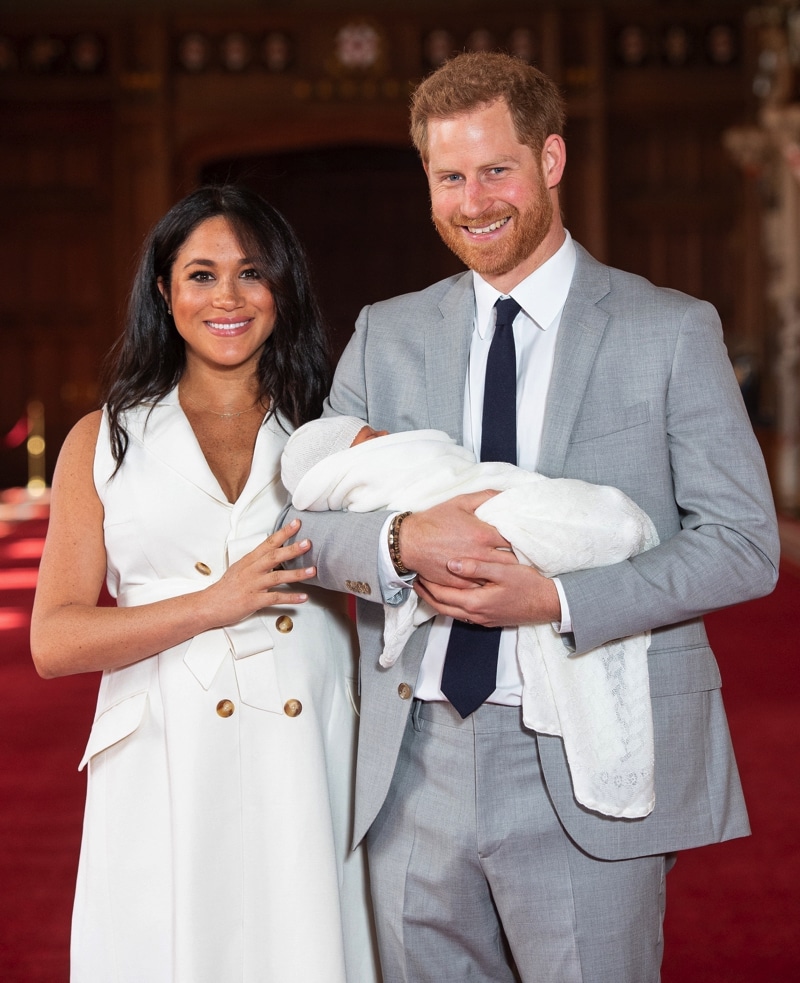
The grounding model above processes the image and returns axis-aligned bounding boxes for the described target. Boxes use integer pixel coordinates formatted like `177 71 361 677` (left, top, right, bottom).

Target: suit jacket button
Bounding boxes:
276 615 293 633
284 699 303 717
345 579 371 595
195 561 212 576
397 683 412 700
216 699 235 717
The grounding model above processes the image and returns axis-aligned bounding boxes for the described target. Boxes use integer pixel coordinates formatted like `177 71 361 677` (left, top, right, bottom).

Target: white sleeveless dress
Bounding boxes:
71 391 379 983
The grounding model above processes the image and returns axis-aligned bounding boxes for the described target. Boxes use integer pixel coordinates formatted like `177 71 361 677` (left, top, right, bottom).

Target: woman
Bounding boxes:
30 186 379 983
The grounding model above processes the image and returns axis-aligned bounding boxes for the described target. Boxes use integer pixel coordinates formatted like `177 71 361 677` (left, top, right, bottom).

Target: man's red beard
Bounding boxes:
432 194 553 278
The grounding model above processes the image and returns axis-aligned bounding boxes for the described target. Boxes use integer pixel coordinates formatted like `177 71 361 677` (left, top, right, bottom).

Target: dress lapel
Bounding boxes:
128 389 285 509
231 412 287 520
126 390 229 504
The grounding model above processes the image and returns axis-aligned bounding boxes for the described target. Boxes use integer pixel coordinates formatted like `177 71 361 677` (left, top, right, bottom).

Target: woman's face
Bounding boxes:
159 215 276 373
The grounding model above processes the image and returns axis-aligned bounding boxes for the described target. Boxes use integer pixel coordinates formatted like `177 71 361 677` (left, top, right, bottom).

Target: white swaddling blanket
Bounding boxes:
283 428 660 818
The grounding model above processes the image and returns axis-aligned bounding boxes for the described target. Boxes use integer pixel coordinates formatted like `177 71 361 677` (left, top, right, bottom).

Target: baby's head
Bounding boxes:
281 416 389 493
351 424 389 446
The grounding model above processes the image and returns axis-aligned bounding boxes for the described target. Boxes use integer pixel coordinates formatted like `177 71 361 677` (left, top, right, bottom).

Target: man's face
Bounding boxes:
424 99 564 291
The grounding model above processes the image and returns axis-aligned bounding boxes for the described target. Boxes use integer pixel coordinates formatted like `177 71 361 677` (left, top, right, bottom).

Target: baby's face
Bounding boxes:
351 425 389 446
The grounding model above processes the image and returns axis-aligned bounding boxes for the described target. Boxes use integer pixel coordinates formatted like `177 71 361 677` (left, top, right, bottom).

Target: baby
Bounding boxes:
281 416 656 583
282 416 660 820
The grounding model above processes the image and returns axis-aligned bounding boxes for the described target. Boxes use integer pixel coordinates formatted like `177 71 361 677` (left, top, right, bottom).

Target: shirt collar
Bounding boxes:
472 230 577 338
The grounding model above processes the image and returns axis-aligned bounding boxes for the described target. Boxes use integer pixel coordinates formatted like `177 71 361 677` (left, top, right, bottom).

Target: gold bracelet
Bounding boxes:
388 511 412 576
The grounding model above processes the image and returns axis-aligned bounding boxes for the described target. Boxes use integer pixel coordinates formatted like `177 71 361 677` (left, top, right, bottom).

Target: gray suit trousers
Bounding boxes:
367 700 672 983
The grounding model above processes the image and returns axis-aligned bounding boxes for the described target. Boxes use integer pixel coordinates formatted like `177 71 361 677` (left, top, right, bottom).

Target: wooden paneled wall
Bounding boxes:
0 2 760 486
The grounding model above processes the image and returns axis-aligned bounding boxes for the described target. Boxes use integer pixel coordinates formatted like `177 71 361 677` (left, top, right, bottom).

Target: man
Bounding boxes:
288 52 779 982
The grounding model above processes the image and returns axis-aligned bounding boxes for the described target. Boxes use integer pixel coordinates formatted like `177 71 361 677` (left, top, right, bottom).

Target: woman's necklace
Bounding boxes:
180 389 263 419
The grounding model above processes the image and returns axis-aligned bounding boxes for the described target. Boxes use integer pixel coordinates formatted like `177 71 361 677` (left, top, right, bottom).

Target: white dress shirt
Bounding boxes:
383 232 577 704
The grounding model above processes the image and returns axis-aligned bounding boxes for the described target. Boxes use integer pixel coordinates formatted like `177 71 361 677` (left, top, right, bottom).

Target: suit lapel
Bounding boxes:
414 251 612 475
538 245 612 478
425 273 474 442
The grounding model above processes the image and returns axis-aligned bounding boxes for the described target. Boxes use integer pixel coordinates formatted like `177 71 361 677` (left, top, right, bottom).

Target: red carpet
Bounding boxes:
661 556 800 983
0 514 100 982
0 511 798 982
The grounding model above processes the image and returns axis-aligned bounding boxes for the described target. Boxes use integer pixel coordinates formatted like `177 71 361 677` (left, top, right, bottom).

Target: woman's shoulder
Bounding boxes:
61 409 104 457
49 410 105 504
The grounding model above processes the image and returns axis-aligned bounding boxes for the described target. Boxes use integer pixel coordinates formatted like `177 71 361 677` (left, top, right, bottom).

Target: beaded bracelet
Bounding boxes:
388 510 412 576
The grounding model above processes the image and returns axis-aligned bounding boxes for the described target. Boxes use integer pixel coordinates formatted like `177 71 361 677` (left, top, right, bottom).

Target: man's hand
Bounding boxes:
398 490 563 628
399 491 515 588
415 558 562 628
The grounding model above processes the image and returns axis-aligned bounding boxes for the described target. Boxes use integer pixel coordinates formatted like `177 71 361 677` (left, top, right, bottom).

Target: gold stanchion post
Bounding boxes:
26 400 46 497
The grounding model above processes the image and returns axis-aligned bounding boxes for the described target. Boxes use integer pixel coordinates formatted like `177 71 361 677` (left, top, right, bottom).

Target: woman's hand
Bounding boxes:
203 518 316 624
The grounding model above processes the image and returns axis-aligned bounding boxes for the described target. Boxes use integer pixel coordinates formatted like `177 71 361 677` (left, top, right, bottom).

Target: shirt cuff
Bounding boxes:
378 512 416 604
552 577 573 633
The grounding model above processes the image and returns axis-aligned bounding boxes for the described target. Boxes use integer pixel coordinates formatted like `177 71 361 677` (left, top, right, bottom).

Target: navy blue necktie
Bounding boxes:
440 296 520 718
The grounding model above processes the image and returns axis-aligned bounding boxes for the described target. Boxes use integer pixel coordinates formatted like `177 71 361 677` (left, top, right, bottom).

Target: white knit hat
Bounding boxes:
281 416 368 494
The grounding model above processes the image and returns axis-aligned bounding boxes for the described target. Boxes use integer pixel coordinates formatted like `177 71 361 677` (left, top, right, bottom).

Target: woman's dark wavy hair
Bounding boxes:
102 184 332 465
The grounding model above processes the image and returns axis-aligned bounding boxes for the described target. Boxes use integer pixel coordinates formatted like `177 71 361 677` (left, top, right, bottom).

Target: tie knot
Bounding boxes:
495 297 521 329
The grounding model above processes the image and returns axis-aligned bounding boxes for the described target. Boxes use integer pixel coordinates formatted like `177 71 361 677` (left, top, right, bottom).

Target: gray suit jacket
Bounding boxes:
290 243 779 860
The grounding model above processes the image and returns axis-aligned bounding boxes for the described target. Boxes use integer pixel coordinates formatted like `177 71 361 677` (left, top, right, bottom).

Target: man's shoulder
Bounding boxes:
573 241 714 314
368 270 472 318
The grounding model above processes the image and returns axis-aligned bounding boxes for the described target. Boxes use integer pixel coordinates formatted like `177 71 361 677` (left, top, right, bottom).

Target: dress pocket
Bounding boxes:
78 691 148 771
78 657 156 770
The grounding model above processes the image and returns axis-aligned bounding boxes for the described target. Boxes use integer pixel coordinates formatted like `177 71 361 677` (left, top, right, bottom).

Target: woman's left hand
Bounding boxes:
201 518 316 624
